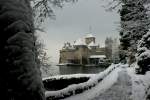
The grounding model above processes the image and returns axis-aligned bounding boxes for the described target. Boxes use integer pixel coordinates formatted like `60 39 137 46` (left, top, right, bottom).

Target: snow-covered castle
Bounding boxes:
59 34 106 65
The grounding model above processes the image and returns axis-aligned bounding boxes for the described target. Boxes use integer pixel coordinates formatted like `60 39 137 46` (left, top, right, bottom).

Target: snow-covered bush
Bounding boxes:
136 32 150 74
43 74 91 91
0 0 45 99
44 64 121 100
119 0 149 65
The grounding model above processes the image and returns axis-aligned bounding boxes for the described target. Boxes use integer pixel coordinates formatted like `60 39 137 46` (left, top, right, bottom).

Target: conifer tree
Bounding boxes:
119 0 149 64
0 0 45 100
0 0 77 99
136 32 150 74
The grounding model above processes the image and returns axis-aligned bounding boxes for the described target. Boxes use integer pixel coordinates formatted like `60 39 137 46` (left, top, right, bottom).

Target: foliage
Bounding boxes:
43 77 89 91
35 37 52 77
0 0 79 99
0 0 45 99
119 49 127 63
136 32 150 74
120 0 149 64
105 0 150 65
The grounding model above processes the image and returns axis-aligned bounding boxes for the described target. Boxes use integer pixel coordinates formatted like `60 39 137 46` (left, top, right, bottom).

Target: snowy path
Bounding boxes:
63 67 132 100
92 69 132 100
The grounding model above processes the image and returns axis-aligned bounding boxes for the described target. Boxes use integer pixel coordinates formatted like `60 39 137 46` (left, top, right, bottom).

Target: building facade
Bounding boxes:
59 34 106 65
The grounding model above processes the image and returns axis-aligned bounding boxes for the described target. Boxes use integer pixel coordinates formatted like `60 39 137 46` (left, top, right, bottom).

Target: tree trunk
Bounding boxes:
0 0 45 100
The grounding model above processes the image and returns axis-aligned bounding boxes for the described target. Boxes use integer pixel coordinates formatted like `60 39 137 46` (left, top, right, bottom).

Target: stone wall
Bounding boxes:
59 49 78 64
59 46 105 65
76 46 89 64
59 46 89 65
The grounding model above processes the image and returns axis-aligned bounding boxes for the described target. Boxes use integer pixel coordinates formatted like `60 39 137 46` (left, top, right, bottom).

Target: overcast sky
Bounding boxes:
38 0 120 63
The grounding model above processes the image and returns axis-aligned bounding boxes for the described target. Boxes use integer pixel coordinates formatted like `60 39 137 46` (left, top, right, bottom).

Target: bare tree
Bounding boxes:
31 0 77 27
35 39 52 77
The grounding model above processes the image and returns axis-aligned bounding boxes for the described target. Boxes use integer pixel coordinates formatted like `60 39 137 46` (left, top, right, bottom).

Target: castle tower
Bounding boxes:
85 34 95 45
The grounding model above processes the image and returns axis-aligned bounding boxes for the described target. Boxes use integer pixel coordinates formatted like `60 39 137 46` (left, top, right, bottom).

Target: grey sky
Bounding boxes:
39 0 120 63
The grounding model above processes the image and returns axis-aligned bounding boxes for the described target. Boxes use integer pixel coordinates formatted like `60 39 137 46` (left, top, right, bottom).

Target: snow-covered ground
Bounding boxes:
63 64 129 100
92 68 132 100
127 63 150 100
45 63 150 100
45 64 122 99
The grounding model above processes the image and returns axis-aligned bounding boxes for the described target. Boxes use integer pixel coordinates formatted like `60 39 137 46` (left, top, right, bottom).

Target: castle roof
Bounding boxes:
85 34 95 38
74 38 86 46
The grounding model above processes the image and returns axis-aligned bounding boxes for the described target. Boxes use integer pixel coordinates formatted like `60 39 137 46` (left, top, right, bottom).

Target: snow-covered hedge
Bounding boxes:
43 74 92 91
44 64 121 100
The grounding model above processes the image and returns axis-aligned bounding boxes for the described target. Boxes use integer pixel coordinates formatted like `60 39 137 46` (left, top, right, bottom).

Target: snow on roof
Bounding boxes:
85 34 95 38
88 41 98 47
74 38 86 46
89 55 106 58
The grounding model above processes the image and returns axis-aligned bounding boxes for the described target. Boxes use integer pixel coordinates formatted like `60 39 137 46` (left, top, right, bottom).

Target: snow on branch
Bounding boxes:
31 0 77 27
